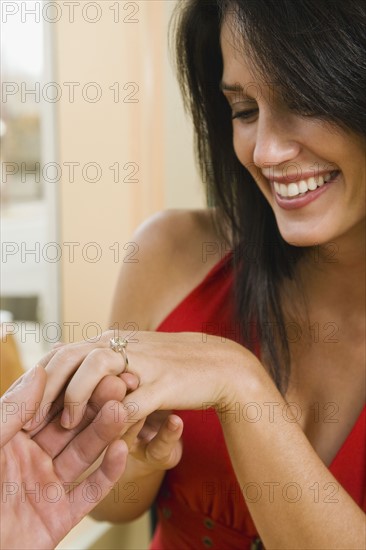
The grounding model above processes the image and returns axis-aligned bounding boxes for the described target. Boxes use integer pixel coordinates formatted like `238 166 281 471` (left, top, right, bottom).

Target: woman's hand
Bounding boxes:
25 330 260 431
122 411 184 473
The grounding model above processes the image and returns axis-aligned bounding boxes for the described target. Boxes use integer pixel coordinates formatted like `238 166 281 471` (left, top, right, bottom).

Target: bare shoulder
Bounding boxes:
110 208 229 331
142 207 227 257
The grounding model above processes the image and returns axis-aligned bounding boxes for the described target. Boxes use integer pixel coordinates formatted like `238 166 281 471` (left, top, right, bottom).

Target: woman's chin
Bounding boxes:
277 224 333 249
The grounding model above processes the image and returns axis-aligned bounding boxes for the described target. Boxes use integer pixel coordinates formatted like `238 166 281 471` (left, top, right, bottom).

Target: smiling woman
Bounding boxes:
28 1 366 549
221 23 366 245
174 0 366 391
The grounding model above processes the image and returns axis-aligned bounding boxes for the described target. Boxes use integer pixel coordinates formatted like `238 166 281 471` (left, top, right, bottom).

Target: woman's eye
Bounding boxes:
231 109 258 121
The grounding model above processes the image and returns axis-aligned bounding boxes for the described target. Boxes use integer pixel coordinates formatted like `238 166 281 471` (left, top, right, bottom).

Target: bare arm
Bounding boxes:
220 358 366 550
90 209 212 522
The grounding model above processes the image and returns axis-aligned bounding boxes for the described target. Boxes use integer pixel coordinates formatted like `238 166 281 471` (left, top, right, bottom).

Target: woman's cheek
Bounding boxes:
233 131 264 187
233 127 255 170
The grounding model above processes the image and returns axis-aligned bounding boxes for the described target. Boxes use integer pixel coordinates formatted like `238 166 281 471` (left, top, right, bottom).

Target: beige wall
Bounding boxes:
54 1 204 548
56 0 204 340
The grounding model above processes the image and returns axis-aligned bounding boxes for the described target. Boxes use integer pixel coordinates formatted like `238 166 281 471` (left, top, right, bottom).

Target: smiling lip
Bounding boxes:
271 172 340 210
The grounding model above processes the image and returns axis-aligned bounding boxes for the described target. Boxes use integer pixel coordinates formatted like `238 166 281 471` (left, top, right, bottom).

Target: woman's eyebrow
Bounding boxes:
219 80 243 93
219 81 256 101
220 81 258 104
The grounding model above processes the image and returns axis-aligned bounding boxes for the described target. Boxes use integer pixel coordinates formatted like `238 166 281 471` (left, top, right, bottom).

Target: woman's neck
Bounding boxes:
296 219 365 318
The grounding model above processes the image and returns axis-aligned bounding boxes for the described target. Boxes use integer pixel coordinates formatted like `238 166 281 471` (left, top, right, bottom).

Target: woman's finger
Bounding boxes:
32 376 129 457
52 341 66 349
145 414 183 468
25 341 107 431
31 343 113 430
122 418 146 450
134 411 170 444
25 345 139 437
121 383 167 423
60 348 126 429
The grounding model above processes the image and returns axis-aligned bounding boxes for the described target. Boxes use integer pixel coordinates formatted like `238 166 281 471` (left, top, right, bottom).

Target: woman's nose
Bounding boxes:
252 111 301 169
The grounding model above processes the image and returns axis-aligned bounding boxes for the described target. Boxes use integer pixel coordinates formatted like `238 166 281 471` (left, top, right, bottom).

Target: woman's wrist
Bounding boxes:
215 345 270 419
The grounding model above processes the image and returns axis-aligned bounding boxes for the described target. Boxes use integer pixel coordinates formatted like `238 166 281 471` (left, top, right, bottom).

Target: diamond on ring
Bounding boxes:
109 337 129 371
110 337 128 353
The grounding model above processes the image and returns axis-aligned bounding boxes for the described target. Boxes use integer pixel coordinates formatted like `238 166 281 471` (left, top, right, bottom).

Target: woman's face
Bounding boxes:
220 17 366 248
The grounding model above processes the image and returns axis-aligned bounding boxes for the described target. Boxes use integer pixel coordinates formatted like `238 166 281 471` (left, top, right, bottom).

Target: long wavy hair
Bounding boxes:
170 0 366 392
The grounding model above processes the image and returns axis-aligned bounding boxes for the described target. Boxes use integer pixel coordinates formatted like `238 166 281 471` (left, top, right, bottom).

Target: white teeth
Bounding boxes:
287 183 299 197
274 171 335 198
298 180 308 194
280 183 288 197
307 177 317 191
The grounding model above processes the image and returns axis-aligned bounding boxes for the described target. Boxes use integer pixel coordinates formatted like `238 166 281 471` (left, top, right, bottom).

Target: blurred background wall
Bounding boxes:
1 0 205 547
57 0 205 341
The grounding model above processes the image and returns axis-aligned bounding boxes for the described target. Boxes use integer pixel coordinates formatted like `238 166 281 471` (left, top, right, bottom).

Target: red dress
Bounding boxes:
151 252 366 549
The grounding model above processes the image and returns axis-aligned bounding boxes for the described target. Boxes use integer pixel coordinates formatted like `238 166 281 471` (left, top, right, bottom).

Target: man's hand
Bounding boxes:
0 365 129 550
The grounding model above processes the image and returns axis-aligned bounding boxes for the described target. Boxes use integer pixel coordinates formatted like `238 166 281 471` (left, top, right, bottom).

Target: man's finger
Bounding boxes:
53 401 130 483
66 440 128 528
